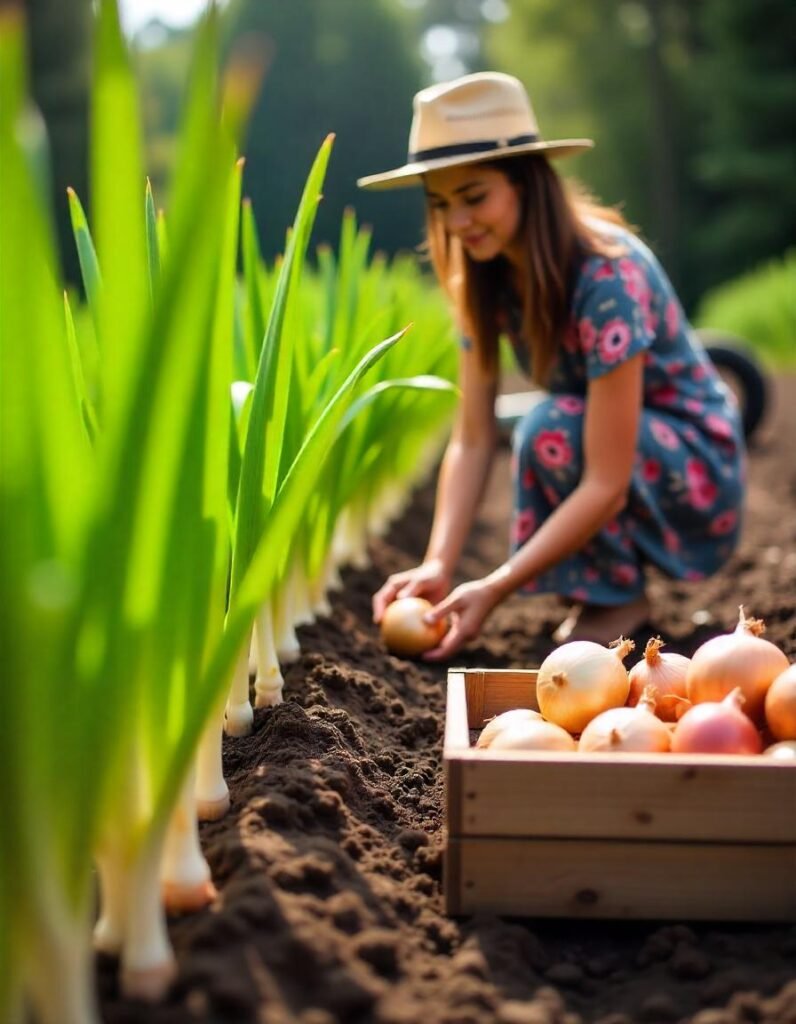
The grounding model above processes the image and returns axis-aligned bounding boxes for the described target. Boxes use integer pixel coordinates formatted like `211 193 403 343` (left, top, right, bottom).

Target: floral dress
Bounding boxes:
501 226 745 606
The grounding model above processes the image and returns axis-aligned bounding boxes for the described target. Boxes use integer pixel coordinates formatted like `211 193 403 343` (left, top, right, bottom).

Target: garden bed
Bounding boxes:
100 375 796 1023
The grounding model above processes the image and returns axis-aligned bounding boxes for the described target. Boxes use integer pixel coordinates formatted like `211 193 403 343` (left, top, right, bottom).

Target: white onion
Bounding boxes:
489 719 576 752
380 597 446 656
578 686 671 753
627 637 690 722
475 708 542 749
686 606 788 724
536 637 633 734
762 740 796 761
764 664 796 741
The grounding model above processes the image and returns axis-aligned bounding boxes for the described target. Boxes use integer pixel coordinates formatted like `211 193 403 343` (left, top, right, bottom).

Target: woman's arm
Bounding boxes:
485 353 644 600
424 344 499 572
421 353 644 657
372 343 498 620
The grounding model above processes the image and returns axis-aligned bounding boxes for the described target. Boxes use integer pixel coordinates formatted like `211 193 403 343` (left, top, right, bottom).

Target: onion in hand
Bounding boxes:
764 664 796 741
536 637 634 735
380 596 447 656
672 688 762 755
686 606 788 724
476 708 542 749
628 637 689 721
579 686 671 753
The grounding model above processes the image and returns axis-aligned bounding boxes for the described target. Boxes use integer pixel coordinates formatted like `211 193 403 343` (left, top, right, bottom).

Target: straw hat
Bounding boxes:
357 72 593 191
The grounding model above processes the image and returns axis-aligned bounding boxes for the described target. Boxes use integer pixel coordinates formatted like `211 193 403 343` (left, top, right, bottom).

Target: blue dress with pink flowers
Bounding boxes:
503 226 745 605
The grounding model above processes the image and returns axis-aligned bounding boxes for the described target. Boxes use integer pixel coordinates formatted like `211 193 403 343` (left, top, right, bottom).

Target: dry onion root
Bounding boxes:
536 637 634 735
489 719 576 752
628 637 690 722
686 606 788 724
764 663 796 740
475 708 542 749
578 685 672 753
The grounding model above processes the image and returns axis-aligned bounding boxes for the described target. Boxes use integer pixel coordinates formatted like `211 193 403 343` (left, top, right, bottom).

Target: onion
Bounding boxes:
627 637 689 722
764 664 796 741
578 686 672 753
671 688 763 755
536 637 633 734
489 719 576 752
686 606 788 724
380 597 447 656
762 740 796 761
475 708 542 749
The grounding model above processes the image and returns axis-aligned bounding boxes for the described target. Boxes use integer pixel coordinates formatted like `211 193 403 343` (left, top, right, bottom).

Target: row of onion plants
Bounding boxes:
0 3 457 1023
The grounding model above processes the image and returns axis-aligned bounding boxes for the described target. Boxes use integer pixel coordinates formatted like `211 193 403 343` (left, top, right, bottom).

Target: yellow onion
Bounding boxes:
764 664 796 740
380 597 447 656
686 607 788 724
536 637 633 735
627 637 689 722
672 688 762 755
763 740 796 761
489 719 576 752
579 685 671 753
475 708 542 749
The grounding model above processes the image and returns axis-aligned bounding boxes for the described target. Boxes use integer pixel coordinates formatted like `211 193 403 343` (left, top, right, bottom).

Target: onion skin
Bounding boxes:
476 708 542 749
579 687 671 753
764 664 796 741
671 688 763 755
380 597 447 656
686 607 788 725
536 638 632 735
489 719 576 752
627 637 689 722
763 740 796 761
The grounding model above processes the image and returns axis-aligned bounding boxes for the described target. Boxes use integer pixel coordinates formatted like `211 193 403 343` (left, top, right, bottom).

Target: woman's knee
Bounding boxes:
513 394 584 481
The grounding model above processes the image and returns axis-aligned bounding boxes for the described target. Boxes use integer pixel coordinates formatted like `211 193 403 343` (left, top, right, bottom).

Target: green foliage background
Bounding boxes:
27 0 796 329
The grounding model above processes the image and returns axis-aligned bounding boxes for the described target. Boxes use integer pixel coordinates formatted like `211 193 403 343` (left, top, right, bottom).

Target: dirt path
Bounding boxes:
101 376 796 1024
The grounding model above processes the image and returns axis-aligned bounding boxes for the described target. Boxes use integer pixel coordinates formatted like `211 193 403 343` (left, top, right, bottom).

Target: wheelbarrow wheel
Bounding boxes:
698 330 770 442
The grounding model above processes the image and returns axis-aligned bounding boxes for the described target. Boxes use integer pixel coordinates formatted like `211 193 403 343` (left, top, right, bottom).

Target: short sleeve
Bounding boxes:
574 256 656 381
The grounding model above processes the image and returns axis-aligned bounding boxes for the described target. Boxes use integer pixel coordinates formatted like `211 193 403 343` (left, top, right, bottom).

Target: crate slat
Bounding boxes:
447 836 796 920
453 753 796 843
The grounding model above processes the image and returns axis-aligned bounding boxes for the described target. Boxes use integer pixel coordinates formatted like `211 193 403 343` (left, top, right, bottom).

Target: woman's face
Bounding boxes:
424 163 524 263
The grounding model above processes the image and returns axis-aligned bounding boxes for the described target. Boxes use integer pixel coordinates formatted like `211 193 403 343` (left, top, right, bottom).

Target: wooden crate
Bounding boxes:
444 668 796 921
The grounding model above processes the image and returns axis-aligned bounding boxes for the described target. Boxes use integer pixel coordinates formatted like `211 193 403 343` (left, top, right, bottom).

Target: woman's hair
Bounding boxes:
424 155 632 386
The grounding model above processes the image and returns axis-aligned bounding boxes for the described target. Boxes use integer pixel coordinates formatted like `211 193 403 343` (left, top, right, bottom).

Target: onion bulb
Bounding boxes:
489 719 576 752
764 664 796 740
762 740 796 761
380 597 446 656
578 686 671 753
536 637 633 734
627 637 689 722
476 708 542 749
671 688 762 755
686 607 788 724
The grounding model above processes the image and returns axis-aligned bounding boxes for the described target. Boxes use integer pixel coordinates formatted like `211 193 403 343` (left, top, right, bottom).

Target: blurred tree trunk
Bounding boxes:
26 0 92 287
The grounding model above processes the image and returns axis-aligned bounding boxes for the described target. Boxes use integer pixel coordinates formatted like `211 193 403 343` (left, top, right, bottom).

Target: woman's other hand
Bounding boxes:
420 577 503 661
372 558 452 624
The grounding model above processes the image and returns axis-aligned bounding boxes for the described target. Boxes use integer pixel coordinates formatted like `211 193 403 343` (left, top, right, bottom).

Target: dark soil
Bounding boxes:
101 376 796 1024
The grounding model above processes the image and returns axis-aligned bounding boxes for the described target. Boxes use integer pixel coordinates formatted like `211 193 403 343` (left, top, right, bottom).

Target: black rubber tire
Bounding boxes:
698 331 770 442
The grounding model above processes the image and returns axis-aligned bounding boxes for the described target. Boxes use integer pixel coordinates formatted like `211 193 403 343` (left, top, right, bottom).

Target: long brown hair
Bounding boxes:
424 155 632 386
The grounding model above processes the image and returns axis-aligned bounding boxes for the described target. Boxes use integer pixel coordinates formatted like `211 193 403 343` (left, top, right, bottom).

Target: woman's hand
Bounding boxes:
421 577 504 661
372 558 452 624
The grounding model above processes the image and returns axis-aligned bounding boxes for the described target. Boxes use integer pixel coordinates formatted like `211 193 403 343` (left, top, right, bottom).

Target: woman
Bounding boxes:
359 72 744 658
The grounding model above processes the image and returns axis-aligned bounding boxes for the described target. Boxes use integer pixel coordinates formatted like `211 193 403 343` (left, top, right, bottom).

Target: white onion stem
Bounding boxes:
254 601 285 708
94 847 129 955
161 767 216 913
119 824 177 1002
195 698 230 820
224 635 254 736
